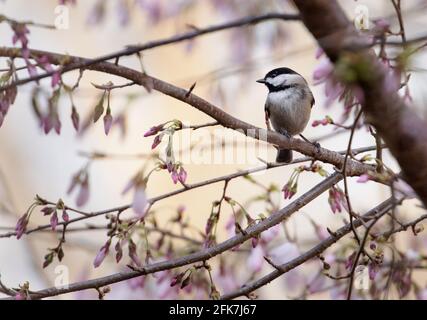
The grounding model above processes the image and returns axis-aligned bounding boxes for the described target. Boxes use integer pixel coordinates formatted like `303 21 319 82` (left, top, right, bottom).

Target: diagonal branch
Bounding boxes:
0 145 377 240
0 47 373 177
0 13 299 91
1 173 343 300
221 196 404 300
292 0 427 207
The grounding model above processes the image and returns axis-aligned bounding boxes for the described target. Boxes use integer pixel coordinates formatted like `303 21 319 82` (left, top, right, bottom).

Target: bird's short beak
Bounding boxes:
256 78 266 84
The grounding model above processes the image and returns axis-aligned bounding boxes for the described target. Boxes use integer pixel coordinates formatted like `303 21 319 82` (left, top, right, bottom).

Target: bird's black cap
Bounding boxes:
264 67 298 79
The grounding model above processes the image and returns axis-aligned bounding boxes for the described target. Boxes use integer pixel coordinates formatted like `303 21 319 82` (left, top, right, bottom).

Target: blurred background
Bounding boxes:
1 0 427 299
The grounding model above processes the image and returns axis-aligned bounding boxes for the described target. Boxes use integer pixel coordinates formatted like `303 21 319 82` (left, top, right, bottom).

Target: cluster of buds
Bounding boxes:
10 22 35 79
328 185 348 214
170 267 195 290
144 119 182 148
15 195 48 239
35 55 61 88
14 281 30 300
312 115 334 127
168 162 187 185
40 198 69 231
282 168 302 200
113 236 142 267
282 164 329 200
312 47 366 125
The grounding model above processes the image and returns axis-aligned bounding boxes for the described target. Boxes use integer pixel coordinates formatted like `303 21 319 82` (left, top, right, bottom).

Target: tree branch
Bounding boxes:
1 173 343 300
293 0 427 207
0 13 300 90
0 47 373 177
221 196 404 300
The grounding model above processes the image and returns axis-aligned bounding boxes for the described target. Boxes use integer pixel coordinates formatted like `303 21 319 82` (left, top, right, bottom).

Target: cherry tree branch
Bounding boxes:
292 0 427 207
0 13 300 91
0 145 378 240
0 47 373 177
221 196 404 300
1 173 343 299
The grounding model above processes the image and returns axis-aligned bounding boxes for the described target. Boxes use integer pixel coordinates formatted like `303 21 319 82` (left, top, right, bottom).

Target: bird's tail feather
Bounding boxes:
276 149 292 163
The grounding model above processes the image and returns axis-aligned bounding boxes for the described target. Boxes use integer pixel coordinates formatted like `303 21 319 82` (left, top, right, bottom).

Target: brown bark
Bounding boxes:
293 0 427 207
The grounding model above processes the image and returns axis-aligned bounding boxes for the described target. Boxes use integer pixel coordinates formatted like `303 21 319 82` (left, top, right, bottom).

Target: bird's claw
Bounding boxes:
313 141 321 150
279 129 291 139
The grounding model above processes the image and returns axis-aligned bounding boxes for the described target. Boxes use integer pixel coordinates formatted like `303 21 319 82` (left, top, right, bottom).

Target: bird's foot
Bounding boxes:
279 129 291 139
299 134 321 150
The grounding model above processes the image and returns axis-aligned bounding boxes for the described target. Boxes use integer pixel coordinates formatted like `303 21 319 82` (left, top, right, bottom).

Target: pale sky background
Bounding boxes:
0 0 427 299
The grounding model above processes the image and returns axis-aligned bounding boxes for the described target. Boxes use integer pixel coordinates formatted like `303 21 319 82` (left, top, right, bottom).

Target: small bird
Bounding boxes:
257 67 315 163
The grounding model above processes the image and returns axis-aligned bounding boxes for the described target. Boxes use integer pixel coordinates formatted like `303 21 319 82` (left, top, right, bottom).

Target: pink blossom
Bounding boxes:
260 224 280 243
93 240 111 268
313 58 334 84
246 244 265 273
103 113 113 135
373 18 391 32
328 186 348 214
312 117 331 127
14 292 26 300
132 186 148 218
269 243 299 265
171 169 179 184
51 71 61 88
282 182 297 199
178 166 187 184
143 124 163 137
76 177 90 207
251 236 259 248
50 210 58 230
357 174 370 183
43 112 61 135
11 23 30 47
15 213 29 239
151 134 162 149
62 209 69 223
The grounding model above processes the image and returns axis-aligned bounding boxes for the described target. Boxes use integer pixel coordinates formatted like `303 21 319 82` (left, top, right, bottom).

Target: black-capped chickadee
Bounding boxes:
257 67 315 163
